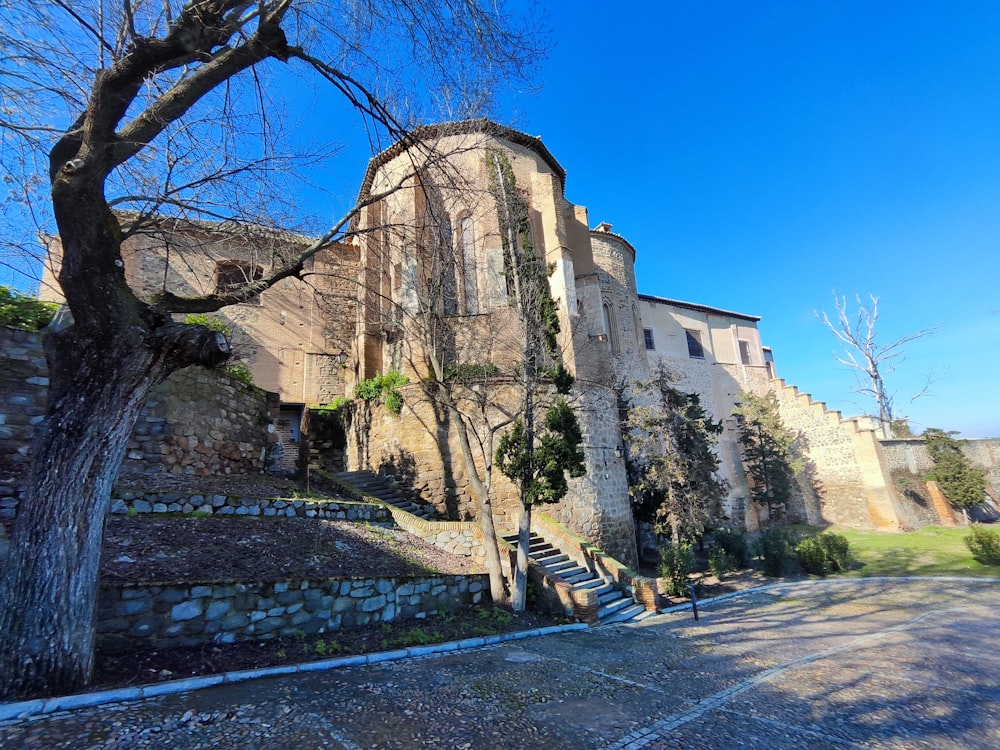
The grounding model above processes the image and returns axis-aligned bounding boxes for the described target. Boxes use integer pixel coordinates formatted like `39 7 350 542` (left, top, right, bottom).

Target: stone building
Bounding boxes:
38 119 960 561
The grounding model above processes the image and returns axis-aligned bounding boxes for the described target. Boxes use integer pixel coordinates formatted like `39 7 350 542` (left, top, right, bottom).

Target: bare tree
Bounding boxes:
817 293 935 438
0 0 543 699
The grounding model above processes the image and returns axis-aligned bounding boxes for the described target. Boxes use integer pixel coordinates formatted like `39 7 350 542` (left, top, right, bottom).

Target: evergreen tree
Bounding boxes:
489 149 586 611
734 392 800 524
626 365 728 545
924 428 986 513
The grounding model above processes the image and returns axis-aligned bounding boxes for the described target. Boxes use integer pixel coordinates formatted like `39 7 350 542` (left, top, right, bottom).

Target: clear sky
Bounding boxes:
493 0 1000 438
5 1 999 437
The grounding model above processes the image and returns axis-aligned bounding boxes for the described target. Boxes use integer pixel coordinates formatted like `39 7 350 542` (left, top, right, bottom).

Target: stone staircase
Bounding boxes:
331 470 438 521
504 531 649 624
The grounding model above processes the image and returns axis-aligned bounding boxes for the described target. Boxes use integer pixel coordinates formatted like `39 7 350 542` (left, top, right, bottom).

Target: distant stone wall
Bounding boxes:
882 438 1000 490
0 326 276 497
98 574 489 649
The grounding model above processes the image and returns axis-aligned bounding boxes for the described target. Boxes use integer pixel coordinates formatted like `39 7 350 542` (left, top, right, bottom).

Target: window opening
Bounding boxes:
643 328 655 351
685 329 705 359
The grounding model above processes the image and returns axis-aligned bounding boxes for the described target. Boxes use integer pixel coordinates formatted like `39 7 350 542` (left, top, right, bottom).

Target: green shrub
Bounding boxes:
184 313 234 338
0 286 58 330
796 536 830 575
659 543 696 597
964 524 1000 566
755 527 795 576
795 532 852 575
355 370 409 415
713 526 749 567
817 532 851 572
709 547 738 578
222 361 254 386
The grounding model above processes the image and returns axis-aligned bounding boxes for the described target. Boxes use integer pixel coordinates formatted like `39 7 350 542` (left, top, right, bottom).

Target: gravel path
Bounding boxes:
2 578 999 749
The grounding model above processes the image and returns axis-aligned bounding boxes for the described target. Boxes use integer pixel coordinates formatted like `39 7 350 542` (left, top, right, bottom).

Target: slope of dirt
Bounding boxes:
101 516 480 584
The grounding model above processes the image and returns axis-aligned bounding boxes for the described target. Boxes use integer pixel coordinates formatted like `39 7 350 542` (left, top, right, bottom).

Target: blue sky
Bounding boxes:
492 0 1000 437
6 1 999 437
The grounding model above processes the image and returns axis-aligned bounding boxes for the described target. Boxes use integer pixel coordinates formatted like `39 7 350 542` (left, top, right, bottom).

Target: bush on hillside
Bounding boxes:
0 286 58 330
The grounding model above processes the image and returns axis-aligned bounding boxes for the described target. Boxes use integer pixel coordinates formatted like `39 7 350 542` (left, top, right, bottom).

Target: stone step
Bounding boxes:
558 568 591 583
534 552 568 566
601 603 647 625
571 577 606 591
597 596 636 620
598 588 624 605
543 560 577 575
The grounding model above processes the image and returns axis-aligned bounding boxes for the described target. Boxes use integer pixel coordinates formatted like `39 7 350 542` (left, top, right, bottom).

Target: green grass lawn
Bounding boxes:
828 525 999 578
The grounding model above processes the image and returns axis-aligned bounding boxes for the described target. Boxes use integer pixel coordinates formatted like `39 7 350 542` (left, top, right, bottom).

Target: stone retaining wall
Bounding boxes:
109 491 390 522
98 574 489 649
0 325 276 487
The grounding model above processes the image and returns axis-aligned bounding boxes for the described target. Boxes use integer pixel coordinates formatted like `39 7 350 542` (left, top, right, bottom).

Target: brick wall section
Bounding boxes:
772 380 901 530
98 573 489 649
1 326 275 499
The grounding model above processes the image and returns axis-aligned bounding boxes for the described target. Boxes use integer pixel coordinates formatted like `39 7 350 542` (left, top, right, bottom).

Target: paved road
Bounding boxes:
1 578 998 749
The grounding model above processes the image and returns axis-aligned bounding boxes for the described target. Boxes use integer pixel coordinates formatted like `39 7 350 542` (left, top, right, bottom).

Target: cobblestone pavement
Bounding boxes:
1 578 998 749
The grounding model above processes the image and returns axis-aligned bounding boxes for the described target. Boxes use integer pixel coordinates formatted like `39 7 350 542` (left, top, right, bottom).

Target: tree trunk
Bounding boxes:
511 502 532 612
447 401 507 605
0 320 228 699
0 329 164 698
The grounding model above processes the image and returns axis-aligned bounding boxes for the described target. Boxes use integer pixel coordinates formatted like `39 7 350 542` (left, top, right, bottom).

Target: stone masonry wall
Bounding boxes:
109 491 390 522
98 574 489 649
0 326 47 481
121 367 275 477
881 437 1000 492
772 380 901 530
351 381 637 567
1 326 275 496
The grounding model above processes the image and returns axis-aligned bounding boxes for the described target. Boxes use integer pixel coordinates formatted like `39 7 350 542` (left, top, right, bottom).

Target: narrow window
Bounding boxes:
603 301 620 355
685 329 705 359
460 215 478 314
739 339 752 365
643 328 655 351
439 216 458 316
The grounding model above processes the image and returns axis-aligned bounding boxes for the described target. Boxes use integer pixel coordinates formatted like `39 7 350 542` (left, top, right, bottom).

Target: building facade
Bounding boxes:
38 121 798 563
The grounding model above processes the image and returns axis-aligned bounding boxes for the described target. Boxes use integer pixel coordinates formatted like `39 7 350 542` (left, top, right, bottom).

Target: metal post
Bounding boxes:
688 584 699 621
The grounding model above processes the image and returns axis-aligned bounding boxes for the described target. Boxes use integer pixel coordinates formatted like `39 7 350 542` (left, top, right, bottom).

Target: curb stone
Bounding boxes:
0 622 589 723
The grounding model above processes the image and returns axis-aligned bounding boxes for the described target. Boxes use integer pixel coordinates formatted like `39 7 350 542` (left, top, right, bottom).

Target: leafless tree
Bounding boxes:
0 0 544 699
817 293 936 437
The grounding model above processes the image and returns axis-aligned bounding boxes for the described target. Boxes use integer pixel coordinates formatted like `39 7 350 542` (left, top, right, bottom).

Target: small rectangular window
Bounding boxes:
685 329 705 359
643 328 655 350
739 339 752 365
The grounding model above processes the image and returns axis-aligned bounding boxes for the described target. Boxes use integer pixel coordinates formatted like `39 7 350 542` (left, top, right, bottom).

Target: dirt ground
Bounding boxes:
101 515 480 584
